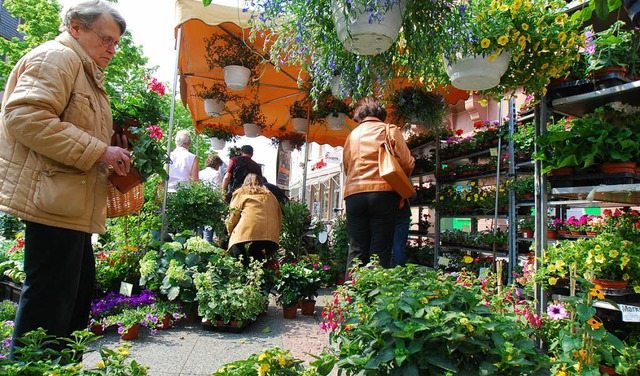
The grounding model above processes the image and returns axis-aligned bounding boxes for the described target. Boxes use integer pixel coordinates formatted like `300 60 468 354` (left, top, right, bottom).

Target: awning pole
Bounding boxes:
301 106 311 204
160 25 183 241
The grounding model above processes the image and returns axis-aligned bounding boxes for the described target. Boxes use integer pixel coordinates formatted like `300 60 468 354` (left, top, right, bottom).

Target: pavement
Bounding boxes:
83 288 334 376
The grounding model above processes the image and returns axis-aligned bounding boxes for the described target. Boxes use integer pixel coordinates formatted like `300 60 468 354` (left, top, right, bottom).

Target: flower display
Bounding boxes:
213 347 305 375
199 122 239 142
127 125 170 180
388 86 448 129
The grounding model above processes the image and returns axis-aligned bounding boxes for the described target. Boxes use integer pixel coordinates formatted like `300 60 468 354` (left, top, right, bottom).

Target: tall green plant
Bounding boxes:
279 201 311 261
166 181 228 235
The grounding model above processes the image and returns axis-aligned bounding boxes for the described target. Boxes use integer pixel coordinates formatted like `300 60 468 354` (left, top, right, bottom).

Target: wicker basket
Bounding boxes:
106 182 144 218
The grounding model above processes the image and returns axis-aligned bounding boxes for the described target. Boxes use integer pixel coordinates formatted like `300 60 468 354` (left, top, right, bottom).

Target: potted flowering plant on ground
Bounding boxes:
274 262 307 317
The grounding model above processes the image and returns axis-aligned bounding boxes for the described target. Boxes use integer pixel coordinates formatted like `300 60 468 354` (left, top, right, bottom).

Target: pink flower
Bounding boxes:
547 303 569 320
146 125 163 140
147 77 166 96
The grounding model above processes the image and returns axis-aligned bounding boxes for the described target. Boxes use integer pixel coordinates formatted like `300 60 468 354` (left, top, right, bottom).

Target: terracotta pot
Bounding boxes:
547 230 557 240
593 279 629 290
109 166 145 194
90 324 105 335
593 66 628 80
282 304 298 319
599 365 622 376
570 231 585 236
335 272 346 286
521 229 534 239
557 230 571 236
549 167 575 176
586 231 597 237
157 314 171 330
300 299 316 315
120 323 141 340
522 193 534 200
599 162 637 174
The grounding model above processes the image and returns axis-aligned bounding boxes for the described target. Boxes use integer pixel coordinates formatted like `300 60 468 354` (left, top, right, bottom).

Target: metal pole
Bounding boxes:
301 109 311 204
507 97 517 284
160 25 182 240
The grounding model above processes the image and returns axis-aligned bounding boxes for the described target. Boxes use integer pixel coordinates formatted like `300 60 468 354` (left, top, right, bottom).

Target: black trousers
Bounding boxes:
10 221 95 358
345 191 400 271
230 240 279 266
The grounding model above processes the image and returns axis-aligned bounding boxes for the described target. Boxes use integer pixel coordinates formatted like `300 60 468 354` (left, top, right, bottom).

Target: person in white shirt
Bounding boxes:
167 130 199 192
199 154 225 188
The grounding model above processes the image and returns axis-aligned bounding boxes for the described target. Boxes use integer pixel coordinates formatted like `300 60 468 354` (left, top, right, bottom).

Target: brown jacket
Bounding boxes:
0 32 112 233
342 117 415 198
226 186 282 249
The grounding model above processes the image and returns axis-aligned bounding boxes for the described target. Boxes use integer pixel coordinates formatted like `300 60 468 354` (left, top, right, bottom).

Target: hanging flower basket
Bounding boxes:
292 117 308 133
326 113 347 130
209 137 226 150
281 139 294 152
332 0 406 55
444 51 512 91
223 65 251 91
243 123 261 138
203 98 224 117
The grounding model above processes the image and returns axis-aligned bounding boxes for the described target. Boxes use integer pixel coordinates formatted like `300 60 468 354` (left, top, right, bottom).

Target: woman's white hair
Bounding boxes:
60 0 126 35
175 130 192 147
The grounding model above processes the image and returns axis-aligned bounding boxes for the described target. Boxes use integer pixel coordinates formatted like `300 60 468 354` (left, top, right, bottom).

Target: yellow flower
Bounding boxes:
548 264 557 272
119 348 130 357
634 285 640 293
555 370 567 376
587 317 603 330
555 14 565 25
480 38 491 48
590 286 604 300
555 259 565 271
595 255 605 264
518 36 526 47
278 354 287 366
521 23 529 31
97 361 105 369
258 363 271 375
478 99 488 107
609 249 619 258
540 63 549 70
549 277 558 285
523 1 532 10
558 32 567 42
463 255 474 264
621 255 631 267
500 4 509 11
258 353 269 361
498 35 509 46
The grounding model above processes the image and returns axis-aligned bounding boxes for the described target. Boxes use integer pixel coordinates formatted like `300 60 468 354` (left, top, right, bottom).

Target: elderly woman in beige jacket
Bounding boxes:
226 173 282 265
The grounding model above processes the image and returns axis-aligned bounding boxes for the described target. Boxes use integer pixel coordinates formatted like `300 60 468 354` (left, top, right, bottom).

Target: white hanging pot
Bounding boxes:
243 123 261 138
332 0 406 55
444 51 512 91
326 113 346 130
203 98 224 117
281 140 294 152
292 117 308 133
209 137 226 150
223 65 251 91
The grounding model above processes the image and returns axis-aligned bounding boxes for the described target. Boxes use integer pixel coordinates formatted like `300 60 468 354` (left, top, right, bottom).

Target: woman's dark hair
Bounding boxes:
353 97 387 123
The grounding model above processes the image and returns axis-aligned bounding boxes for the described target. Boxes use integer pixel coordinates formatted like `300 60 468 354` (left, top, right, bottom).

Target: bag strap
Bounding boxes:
383 123 396 157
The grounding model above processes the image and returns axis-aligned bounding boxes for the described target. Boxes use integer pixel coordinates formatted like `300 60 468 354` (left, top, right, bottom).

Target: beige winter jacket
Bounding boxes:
342 117 415 198
0 32 112 234
226 187 282 249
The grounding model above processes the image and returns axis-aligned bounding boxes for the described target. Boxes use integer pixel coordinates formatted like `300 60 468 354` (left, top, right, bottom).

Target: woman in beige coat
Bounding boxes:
226 173 282 264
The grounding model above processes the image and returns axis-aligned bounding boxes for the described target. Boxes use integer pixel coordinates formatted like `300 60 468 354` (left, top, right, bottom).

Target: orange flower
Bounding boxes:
589 286 605 300
587 317 603 330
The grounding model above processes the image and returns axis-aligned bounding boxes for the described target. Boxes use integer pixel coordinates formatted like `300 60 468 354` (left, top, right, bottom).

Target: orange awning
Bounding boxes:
174 0 469 147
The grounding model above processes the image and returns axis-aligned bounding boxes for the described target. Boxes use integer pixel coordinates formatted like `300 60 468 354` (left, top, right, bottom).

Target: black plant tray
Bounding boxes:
547 79 595 100
549 172 640 188
594 72 632 90
0 279 22 303
201 319 253 333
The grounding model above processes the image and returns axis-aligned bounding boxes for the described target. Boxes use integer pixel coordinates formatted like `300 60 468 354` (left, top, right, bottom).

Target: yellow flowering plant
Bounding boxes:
212 347 306 375
447 0 584 97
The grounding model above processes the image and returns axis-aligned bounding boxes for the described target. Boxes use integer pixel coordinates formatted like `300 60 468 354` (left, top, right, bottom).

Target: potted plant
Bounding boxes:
289 99 314 133
315 92 352 130
165 183 228 235
236 99 269 137
443 0 583 96
203 33 264 91
584 21 640 79
199 122 239 150
389 86 448 130
212 347 306 375
518 217 535 239
194 257 268 328
271 132 306 152
279 201 312 262
274 262 307 318
194 83 236 117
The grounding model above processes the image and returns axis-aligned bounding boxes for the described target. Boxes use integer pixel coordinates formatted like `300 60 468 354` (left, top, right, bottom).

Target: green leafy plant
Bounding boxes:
236 99 270 129
127 125 170 180
389 86 448 129
274 262 308 307
213 347 306 375
194 82 236 102
279 200 311 261
199 122 239 142
203 33 264 74
165 181 228 234
584 21 640 75
194 256 268 324
314 92 352 118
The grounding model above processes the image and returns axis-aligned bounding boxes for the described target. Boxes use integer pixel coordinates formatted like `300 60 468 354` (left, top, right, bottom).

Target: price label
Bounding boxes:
438 257 450 266
619 304 640 322
119 281 134 297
